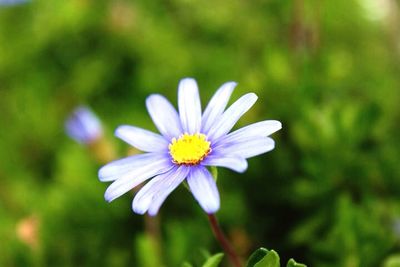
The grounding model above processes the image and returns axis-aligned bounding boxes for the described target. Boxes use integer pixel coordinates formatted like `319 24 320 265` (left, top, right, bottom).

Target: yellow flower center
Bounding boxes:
169 133 211 165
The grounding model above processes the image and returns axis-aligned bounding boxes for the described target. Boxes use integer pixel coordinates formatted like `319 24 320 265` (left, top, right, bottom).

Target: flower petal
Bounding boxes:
206 93 258 141
214 120 282 146
187 166 220 214
216 137 275 159
178 78 202 134
115 125 168 152
104 155 173 202
201 154 248 173
201 82 236 133
99 153 167 182
146 94 183 141
132 166 190 215
147 167 190 216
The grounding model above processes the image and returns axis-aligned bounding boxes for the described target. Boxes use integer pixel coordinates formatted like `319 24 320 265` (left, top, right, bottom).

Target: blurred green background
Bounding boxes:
1 0 400 266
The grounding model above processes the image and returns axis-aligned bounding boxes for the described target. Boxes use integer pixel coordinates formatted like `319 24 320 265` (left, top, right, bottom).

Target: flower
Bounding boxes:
99 78 282 216
65 106 103 144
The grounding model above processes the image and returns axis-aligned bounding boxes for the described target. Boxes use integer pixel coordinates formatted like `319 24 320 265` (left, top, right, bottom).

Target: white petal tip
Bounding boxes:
104 187 124 203
147 210 159 217
180 77 196 83
204 205 220 214
145 94 162 105
132 200 150 215
98 166 119 182
197 195 220 213
179 78 199 92
272 120 282 131
104 194 114 203
237 166 248 173
225 81 238 87
233 159 248 173
98 168 108 182
114 125 126 137
248 92 258 100
132 207 147 215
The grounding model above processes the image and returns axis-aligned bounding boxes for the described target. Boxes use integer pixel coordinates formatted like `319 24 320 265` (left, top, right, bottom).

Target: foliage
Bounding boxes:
246 248 305 267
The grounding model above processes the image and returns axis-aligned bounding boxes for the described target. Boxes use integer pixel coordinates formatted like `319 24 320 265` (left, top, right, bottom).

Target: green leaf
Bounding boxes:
202 253 224 267
254 250 280 267
247 248 280 267
286 259 307 267
247 248 269 267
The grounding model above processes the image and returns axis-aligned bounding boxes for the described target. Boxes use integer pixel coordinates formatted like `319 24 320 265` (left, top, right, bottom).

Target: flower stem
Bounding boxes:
207 214 242 267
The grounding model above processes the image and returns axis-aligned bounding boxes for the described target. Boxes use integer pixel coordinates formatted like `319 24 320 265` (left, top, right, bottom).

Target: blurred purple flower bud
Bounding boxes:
0 0 29 6
65 106 103 144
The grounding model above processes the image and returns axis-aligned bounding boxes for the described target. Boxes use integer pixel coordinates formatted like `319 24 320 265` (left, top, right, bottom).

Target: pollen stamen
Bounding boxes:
169 133 211 165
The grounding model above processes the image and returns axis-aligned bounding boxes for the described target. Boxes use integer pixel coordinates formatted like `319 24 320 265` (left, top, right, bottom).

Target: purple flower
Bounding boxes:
65 106 103 144
99 78 282 216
